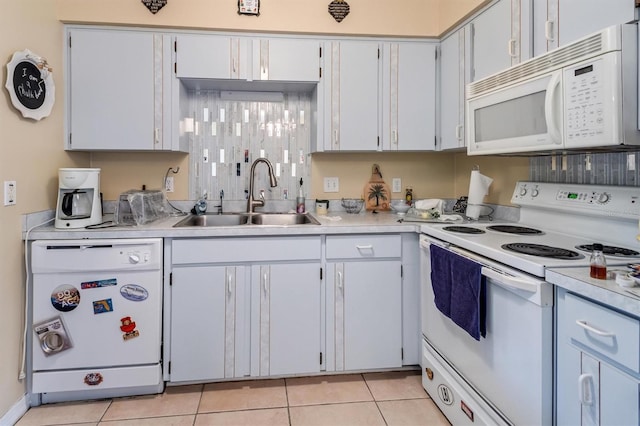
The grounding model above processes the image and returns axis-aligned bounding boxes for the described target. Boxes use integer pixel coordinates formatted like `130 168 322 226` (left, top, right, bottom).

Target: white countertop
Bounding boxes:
546 267 640 317
26 211 418 240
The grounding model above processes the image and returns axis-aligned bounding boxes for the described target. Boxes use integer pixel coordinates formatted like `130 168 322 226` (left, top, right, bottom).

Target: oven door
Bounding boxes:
420 235 553 426
467 69 563 156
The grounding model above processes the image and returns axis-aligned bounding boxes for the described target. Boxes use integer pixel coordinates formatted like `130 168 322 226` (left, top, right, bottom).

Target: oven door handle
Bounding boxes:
481 266 538 293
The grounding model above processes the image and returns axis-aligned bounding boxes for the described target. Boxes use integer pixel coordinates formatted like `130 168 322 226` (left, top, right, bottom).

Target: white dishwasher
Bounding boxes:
30 239 164 404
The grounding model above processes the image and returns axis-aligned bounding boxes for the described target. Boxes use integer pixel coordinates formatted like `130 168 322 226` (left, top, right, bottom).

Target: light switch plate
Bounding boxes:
392 178 402 193
4 181 16 206
323 177 339 193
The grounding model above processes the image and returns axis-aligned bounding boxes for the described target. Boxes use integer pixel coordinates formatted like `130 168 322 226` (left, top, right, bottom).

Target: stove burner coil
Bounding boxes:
487 225 543 235
575 244 640 257
442 226 485 234
502 243 582 259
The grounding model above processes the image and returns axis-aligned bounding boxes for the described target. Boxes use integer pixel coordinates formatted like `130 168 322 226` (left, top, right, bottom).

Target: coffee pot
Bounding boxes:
55 168 102 229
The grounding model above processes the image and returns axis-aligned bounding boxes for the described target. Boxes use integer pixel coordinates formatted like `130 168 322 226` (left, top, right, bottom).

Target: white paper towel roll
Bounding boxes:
467 170 493 219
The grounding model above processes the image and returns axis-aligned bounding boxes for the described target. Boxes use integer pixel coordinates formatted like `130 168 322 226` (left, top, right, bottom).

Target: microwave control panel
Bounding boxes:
564 58 605 143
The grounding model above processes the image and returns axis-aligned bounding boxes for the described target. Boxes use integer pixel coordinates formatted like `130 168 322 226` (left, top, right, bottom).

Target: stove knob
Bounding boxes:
597 192 610 204
531 188 539 198
519 187 527 197
128 254 140 264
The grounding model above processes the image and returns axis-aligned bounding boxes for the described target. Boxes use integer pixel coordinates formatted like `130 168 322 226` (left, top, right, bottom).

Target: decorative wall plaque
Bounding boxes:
328 0 350 22
141 0 167 14
5 49 55 121
238 0 260 16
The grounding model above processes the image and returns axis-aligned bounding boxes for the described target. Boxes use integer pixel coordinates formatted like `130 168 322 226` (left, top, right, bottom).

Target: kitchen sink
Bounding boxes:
173 212 320 227
173 213 250 227
251 213 320 225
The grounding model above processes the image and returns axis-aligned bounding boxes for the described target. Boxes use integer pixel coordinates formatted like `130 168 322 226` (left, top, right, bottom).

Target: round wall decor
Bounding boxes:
5 49 55 121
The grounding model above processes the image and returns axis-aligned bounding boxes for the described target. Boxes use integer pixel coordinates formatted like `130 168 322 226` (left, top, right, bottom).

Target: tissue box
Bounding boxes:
115 190 168 225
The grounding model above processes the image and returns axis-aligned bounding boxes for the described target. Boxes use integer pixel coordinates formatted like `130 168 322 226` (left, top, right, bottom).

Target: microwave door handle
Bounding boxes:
544 72 563 145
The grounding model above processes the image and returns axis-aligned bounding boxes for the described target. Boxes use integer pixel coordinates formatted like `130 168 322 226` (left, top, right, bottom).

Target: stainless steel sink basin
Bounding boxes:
173 213 250 227
173 212 320 227
251 213 320 226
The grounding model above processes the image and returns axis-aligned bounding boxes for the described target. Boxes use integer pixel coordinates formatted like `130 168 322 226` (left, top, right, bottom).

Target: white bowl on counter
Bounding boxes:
390 201 411 215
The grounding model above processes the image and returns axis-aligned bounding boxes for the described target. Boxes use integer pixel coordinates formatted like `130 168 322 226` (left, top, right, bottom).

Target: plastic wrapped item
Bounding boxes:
115 190 168 225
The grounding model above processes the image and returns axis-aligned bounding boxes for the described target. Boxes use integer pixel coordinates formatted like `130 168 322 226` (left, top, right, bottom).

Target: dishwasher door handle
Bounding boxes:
481 266 538 293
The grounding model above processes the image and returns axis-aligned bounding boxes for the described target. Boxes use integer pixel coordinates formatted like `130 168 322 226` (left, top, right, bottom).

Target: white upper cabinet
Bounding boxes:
382 42 437 151
325 40 381 151
252 38 321 82
468 0 515 82
533 0 637 56
438 29 466 151
66 28 181 151
174 34 249 80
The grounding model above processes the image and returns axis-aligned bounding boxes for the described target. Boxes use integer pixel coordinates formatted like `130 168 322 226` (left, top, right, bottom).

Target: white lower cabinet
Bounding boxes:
168 237 322 382
326 234 403 371
252 263 322 376
167 233 413 383
556 288 640 426
327 261 402 371
170 265 245 382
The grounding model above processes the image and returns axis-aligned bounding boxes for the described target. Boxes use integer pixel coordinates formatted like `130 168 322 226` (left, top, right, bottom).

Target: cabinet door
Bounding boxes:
256 263 322 376
328 41 381 151
175 35 246 79
468 0 513 82
600 363 640 426
385 43 436 151
255 39 320 82
170 266 242 382
68 29 157 150
333 261 402 371
534 0 636 55
557 0 636 48
439 30 466 151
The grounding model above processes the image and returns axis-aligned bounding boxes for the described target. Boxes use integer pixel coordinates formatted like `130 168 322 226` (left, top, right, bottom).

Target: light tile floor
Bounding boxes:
16 371 450 426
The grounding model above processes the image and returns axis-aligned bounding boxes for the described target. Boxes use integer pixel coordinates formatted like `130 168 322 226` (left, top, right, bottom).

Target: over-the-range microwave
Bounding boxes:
466 23 639 156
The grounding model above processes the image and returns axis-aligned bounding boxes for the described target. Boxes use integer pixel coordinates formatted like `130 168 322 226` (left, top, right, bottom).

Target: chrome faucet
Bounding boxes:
247 158 278 214
214 190 224 214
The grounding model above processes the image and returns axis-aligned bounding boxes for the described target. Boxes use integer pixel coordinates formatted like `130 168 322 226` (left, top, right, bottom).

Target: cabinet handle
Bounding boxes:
575 320 615 337
508 39 517 58
154 128 160 144
455 124 463 141
545 20 555 42
227 274 232 295
392 130 398 145
337 271 343 290
356 244 373 250
334 129 339 146
578 373 594 406
263 272 268 293
232 58 237 74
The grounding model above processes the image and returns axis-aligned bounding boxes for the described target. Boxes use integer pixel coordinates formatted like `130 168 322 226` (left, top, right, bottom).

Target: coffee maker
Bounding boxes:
55 168 102 229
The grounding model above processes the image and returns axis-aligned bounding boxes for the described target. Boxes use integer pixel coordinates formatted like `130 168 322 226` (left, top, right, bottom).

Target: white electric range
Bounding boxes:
419 181 640 426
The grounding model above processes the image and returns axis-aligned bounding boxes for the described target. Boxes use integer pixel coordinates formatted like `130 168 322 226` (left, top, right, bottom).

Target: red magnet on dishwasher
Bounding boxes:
120 316 140 341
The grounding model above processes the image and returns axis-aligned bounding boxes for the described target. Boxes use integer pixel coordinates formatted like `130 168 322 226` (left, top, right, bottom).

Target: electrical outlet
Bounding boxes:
323 177 339 193
165 176 174 193
392 178 402 193
4 181 16 206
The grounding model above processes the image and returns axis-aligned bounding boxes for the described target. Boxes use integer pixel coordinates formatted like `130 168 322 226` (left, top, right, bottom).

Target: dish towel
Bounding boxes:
429 244 486 340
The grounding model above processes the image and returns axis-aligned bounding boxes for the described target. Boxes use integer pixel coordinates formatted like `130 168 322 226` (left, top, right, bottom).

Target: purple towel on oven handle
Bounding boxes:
429 244 486 341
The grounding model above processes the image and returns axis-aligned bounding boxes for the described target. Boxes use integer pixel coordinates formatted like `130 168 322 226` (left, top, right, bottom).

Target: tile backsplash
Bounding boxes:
529 152 640 186
184 90 312 202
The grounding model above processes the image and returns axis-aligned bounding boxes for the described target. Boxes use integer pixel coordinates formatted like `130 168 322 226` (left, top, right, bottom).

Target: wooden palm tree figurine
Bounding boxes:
363 164 391 211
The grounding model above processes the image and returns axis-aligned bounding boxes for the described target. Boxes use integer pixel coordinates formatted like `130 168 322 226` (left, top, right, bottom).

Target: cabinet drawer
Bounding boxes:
565 292 640 373
173 236 321 264
326 234 401 259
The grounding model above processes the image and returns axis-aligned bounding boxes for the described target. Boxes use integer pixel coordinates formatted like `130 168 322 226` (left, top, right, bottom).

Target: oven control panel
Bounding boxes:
512 181 640 219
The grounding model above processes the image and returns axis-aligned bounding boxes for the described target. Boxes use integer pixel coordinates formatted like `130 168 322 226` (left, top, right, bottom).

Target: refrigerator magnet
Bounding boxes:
120 316 140 341
120 284 149 302
92 299 114 314
81 278 117 289
51 285 80 312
